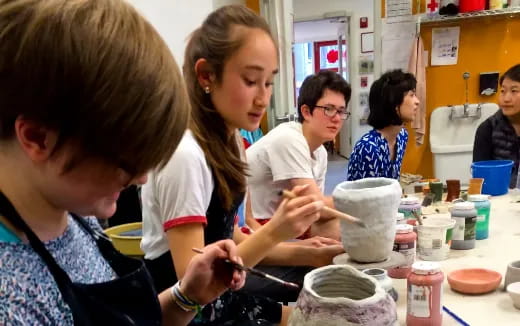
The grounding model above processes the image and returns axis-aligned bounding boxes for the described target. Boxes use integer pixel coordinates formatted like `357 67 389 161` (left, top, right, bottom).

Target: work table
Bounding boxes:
394 192 520 325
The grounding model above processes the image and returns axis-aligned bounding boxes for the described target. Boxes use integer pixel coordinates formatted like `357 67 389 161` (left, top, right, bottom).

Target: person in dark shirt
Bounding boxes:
473 64 520 187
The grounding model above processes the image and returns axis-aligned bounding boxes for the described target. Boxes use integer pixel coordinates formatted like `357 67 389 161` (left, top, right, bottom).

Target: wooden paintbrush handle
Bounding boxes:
321 206 361 224
281 189 361 225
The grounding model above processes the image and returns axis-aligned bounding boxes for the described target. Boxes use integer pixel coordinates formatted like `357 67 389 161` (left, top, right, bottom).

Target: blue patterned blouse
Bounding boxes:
347 128 408 181
0 216 117 325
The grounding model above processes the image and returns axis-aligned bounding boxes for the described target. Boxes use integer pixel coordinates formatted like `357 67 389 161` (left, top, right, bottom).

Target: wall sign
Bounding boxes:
361 32 374 53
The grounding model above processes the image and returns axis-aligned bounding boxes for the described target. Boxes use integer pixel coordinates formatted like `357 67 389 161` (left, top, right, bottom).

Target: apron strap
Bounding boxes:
68 213 124 272
69 213 111 242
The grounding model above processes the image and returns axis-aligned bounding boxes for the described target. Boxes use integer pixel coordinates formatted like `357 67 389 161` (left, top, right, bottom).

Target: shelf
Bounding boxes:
420 7 520 24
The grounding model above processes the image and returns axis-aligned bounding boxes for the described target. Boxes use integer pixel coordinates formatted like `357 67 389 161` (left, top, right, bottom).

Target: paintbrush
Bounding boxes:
191 248 299 289
279 189 366 228
411 210 424 226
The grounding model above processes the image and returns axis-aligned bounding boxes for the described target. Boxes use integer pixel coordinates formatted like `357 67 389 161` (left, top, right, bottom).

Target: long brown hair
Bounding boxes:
183 5 276 209
0 0 189 175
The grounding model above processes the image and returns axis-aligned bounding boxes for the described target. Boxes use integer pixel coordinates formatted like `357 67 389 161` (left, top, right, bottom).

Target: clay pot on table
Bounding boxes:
333 178 402 263
288 265 397 326
446 179 461 202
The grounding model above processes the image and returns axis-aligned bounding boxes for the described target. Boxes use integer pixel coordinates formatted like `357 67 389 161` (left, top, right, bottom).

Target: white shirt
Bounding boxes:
246 121 328 220
140 130 214 260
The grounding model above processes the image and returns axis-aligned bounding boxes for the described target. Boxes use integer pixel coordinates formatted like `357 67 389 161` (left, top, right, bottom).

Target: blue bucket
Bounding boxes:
471 160 514 196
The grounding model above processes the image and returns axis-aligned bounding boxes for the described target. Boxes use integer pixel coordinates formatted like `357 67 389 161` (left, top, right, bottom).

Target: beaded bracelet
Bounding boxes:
171 281 204 316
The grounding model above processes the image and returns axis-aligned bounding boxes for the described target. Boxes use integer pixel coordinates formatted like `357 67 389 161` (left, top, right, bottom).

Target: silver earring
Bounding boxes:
204 86 210 94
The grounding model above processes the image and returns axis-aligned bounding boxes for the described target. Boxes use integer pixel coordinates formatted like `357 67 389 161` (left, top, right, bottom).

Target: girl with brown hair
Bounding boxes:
141 5 331 326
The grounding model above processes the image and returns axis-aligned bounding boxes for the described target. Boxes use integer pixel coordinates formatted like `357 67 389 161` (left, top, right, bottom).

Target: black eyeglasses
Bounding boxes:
314 105 350 120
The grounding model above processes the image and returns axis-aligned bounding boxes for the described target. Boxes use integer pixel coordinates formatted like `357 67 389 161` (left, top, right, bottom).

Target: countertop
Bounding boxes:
394 192 520 325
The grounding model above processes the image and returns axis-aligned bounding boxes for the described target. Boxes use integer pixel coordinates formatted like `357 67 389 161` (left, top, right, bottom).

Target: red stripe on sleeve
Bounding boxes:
163 216 207 231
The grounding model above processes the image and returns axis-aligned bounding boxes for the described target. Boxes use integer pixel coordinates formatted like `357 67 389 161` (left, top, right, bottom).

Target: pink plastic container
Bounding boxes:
407 262 444 326
388 224 416 279
459 0 485 12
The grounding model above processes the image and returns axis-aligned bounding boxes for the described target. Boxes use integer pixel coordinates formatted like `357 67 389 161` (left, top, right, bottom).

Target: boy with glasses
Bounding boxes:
246 70 351 240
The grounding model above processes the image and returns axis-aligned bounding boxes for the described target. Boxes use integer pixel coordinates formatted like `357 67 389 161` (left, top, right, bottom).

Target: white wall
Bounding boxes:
294 0 375 148
213 0 245 8
294 19 345 44
126 0 214 67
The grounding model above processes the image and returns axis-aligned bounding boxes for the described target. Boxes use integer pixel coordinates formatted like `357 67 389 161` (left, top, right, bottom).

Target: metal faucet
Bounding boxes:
463 102 469 117
463 72 470 117
474 103 482 119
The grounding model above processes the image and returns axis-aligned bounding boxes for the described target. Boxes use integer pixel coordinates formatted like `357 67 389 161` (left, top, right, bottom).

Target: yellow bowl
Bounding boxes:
104 222 144 257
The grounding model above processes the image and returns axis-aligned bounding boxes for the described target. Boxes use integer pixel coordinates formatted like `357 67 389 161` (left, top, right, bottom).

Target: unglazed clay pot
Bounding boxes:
333 178 402 263
446 179 461 202
288 265 397 326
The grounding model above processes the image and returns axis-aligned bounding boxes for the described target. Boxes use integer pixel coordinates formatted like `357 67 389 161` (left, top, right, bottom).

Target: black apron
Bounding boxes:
0 192 162 325
144 187 282 326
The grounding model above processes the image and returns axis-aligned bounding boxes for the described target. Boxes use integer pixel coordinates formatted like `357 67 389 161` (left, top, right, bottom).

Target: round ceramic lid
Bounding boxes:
396 212 405 221
468 194 489 202
453 201 475 210
412 261 441 275
401 196 419 205
396 224 413 234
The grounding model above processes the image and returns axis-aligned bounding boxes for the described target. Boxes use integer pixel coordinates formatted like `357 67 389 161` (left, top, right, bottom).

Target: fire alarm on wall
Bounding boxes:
360 17 368 28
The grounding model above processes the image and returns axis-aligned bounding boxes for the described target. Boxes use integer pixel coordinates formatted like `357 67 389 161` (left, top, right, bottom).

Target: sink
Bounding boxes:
430 103 498 184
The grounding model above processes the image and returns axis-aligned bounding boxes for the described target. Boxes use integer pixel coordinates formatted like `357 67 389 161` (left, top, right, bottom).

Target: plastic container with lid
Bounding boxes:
406 262 444 326
468 194 491 240
417 217 455 261
450 201 477 250
489 0 504 9
362 268 397 301
459 0 485 12
388 224 417 279
399 196 422 220
396 212 406 224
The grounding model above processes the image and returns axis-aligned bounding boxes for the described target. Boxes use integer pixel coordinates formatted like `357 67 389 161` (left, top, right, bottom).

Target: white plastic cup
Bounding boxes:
417 218 456 261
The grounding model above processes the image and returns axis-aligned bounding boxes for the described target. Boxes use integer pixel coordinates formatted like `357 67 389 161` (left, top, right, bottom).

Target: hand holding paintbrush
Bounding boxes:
279 189 366 228
192 248 299 289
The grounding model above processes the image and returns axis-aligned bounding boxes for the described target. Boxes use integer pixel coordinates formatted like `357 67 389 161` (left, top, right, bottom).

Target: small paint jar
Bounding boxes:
399 196 421 220
406 262 444 326
429 181 444 202
468 194 491 240
388 224 416 279
445 179 461 202
450 201 477 250
396 212 406 224
362 268 397 301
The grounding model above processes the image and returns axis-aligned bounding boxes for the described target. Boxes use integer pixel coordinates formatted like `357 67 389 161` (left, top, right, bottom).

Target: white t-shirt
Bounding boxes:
140 130 214 260
246 121 328 220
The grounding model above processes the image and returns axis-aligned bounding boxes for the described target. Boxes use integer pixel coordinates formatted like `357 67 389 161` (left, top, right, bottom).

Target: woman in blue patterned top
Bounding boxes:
347 70 419 181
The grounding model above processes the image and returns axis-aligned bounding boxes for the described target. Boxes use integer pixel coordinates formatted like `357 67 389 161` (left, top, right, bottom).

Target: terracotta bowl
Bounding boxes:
447 268 502 294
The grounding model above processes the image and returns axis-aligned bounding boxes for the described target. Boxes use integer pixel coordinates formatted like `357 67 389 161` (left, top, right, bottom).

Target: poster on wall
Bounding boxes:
385 0 413 23
381 20 416 72
359 55 374 75
431 26 460 66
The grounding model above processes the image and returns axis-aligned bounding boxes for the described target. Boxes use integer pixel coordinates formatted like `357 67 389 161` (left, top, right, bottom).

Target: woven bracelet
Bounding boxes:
171 281 204 316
